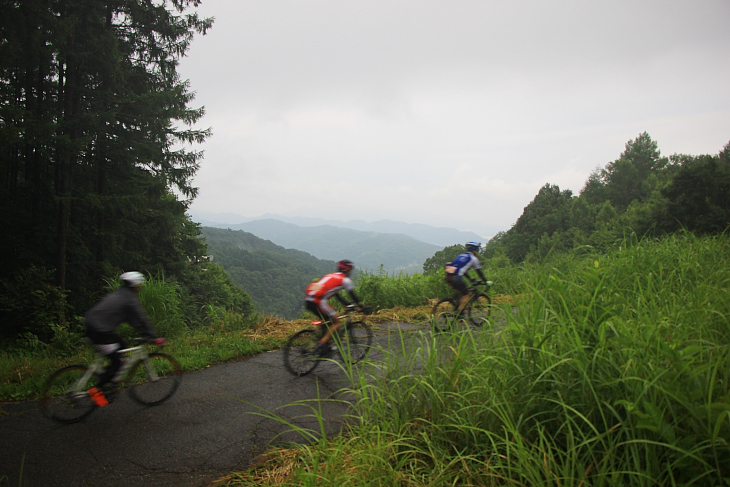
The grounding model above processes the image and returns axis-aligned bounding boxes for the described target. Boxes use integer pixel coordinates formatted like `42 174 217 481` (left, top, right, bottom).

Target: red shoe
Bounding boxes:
87 387 109 407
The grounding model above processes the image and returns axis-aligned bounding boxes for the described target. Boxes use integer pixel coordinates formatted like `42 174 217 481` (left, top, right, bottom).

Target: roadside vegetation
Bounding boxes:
3 3 730 483
0 238 510 402
0 272 440 402
219 232 730 486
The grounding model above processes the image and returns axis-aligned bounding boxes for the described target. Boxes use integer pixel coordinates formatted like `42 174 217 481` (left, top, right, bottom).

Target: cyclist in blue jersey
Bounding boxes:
444 242 487 310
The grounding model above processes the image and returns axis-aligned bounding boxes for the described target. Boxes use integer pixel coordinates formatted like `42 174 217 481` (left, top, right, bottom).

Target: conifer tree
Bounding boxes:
0 0 216 332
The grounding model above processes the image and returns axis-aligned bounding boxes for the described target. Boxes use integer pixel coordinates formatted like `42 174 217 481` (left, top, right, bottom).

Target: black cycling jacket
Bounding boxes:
84 286 156 337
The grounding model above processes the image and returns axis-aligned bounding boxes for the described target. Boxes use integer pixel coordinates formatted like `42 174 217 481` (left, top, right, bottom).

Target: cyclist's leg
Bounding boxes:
305 299 330 341
86 328 126 387
449 275 469 312
308 299 341 345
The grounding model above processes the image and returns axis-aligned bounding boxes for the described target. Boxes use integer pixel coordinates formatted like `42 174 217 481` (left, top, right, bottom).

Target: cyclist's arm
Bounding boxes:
347 290 363 307
339 276 363 308
468 253 486 283
333 292 350 306
475 267 487 282
126 297 157 339
334 290 362 307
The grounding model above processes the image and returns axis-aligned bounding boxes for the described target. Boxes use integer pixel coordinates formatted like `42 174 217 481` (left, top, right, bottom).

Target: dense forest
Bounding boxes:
0 1 256 342
424 133 730 272
201 227 336 319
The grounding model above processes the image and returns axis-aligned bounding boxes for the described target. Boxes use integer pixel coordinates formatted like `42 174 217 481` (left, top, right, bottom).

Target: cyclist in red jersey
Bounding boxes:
305 259 366 353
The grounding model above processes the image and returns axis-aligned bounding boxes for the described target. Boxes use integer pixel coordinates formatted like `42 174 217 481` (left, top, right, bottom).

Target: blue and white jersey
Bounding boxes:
444 252 481 276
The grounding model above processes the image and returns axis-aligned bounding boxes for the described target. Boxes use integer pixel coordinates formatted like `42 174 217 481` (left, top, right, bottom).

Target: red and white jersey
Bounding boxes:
305 272 354 302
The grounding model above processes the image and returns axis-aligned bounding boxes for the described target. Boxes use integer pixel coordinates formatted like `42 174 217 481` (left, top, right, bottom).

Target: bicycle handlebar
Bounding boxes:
134 337 166 346
345 304 372 315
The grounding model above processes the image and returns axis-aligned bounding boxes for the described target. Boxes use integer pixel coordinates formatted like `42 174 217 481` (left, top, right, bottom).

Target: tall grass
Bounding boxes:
356 258 519 311
356 270 448 310
229 233 730 486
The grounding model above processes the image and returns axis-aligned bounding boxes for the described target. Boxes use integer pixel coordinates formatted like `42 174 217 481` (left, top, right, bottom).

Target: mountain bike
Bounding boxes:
283 304 373 377
430 280 492 332
39 338 182 424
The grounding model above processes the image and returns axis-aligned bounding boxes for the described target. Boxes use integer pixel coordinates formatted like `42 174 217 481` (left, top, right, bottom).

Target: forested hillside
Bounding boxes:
209 219 441 274
422 133 730 273
201 227 335 319
0 1 257 342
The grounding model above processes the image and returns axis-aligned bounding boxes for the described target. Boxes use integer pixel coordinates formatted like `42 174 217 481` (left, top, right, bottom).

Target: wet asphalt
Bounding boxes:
0 322 427 487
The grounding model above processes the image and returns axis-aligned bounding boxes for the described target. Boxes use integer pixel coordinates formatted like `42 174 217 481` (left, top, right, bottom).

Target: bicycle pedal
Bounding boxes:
87 387 110 407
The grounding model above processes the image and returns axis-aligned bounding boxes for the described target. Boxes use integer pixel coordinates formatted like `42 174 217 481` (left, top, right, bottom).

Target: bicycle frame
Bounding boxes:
460 280 492 303
283 305 372 376
312 306 358 335
66 343 151 394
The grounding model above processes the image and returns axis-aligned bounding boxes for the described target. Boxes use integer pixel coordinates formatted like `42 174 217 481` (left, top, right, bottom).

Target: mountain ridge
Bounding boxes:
189 210 498 247
206 219 440 275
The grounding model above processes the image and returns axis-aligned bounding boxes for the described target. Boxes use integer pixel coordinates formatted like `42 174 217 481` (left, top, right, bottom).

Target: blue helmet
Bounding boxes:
465 242 481 252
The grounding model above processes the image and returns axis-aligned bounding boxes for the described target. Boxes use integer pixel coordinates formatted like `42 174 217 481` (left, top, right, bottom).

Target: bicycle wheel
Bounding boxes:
283 329 321 376
465 293 491 327
127 353 182 406
40 365 96 424
338 320 373 364
431 298 460 332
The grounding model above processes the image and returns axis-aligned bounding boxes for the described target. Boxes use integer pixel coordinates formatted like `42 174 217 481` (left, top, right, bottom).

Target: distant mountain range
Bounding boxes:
202 219 441 275
189 211 494 248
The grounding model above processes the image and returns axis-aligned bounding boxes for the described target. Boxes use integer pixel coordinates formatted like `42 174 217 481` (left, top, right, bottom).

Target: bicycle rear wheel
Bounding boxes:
127 353 182 406
283 329 320 376
40 365 96 424
431 298 460 333
465 293 491 327
338 320 373 364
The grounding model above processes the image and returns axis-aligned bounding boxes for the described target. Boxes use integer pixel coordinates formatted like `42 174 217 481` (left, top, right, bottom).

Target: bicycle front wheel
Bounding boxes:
431 298 460 333
40 365 96 424
127 353 182 406
338 321 373 364
465 293 491 327
283 329 321 376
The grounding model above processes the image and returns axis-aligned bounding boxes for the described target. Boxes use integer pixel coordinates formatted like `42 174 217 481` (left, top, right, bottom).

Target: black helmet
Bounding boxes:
465 242 481 252
337 259 354 272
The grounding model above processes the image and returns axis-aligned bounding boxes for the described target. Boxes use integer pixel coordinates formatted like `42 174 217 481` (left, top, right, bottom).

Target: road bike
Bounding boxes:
430 280 492 332
39 338 182 424
283 304 373 377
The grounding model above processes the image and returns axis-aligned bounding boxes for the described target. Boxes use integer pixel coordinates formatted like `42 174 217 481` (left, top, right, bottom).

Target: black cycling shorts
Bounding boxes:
305 300 332 322
446 274 467 293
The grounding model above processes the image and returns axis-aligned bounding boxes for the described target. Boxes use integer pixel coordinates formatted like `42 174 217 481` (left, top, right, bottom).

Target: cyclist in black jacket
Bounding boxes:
84 271 160 406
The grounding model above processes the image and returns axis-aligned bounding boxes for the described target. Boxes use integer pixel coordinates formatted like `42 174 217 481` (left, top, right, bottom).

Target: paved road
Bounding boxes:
0 322 425 487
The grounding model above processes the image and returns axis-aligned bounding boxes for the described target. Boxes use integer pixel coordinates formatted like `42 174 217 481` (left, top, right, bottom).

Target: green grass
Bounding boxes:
5 232 729 485
223 232 730 486
0 308 295 403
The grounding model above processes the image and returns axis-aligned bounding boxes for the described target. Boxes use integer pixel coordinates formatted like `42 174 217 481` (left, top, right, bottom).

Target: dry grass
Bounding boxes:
210 448 303 486
246 316 313 341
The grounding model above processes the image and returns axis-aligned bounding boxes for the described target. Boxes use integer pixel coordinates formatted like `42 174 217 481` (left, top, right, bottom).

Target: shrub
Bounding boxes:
0 266 70 341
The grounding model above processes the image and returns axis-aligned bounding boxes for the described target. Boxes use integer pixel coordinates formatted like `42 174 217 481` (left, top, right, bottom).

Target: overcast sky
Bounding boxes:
177 0 730 239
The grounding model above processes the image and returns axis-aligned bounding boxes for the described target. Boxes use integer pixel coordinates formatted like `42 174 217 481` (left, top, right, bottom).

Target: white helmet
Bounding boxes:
120 271 145 287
